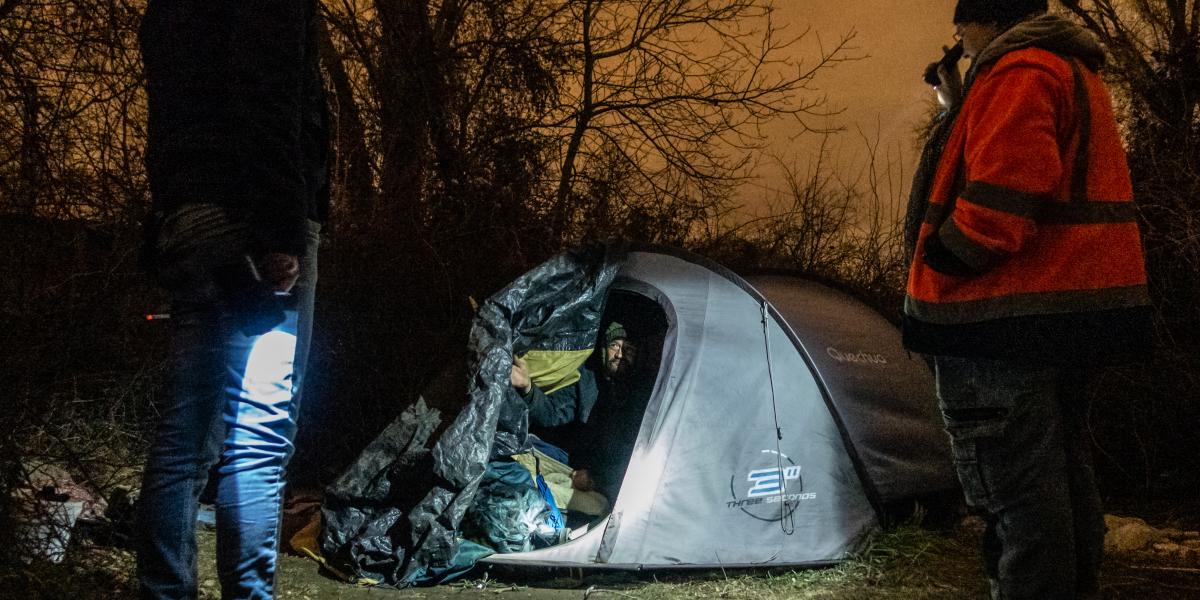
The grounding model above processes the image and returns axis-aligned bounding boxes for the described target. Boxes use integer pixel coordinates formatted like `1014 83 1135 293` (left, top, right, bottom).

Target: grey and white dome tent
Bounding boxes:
482 247 957 569
320 245 958 584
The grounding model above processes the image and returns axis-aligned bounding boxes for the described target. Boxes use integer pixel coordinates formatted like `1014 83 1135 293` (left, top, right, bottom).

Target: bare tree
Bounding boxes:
543 0 857 241
839 127 907 299
0 0 147 223
758 145 857 277
702 129 908 303
1061 0 1200 139
0 0 152 572
318 0 856 251
321 0 566 254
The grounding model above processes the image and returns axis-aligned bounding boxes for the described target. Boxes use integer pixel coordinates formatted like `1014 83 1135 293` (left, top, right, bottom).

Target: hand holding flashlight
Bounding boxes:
924 41 965 109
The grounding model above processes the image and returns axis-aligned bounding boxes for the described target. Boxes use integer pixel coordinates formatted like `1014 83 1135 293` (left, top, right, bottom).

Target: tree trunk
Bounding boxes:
316 14 376 229
375 0 435 231
14 81 43 215
553 0 596 240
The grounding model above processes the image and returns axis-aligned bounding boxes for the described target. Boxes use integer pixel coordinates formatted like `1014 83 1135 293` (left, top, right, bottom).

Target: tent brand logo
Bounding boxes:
826 347 888 365
747 466 801 497
727 450 817 522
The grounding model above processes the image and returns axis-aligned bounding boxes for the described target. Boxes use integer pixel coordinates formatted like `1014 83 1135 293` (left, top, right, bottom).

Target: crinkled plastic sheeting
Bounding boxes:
320 245 624 586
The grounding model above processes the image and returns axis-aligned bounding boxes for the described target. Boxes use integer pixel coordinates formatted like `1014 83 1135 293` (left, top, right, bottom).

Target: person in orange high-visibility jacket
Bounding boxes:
904 20 1151 364
903 2 1152 599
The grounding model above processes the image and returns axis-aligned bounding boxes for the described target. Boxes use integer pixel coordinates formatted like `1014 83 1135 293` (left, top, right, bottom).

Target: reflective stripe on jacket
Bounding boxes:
903 47 1152 364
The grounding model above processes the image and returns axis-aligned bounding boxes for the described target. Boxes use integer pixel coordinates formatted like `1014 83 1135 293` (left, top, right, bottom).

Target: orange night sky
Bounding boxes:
748 0 959 209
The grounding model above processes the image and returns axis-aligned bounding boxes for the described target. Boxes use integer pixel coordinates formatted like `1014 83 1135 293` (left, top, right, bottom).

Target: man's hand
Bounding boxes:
259 253 300 293
935 57 964 109
511 357 532 394
570 469 594 492
925 43 964 110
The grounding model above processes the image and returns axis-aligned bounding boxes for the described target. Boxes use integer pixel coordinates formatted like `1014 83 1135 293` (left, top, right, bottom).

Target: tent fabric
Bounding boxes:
609 251 878 565
321 245 957 583
742 274 957 504
319 245 623 585
483 249 888 569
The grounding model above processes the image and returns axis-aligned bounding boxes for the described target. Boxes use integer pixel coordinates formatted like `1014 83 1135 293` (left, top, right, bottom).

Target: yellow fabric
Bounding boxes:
511 449 609 516
520 348 593 394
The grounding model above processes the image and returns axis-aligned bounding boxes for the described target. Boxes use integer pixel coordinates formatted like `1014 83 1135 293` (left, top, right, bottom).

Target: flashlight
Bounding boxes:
212 255 288 337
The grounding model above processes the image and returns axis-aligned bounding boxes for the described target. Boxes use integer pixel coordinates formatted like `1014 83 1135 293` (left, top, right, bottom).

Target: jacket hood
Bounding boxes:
974 13 1106 72
904 13 1107 257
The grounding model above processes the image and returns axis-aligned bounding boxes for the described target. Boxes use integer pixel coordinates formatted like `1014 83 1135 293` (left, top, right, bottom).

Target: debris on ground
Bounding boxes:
1106 514 1200 563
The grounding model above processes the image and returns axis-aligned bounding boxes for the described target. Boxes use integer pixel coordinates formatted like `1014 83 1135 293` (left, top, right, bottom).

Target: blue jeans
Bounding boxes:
934 357 1105 600
137 222 319 599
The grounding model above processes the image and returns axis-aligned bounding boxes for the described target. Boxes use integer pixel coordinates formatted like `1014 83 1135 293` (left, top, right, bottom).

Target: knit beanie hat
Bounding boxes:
954 0 1048 25
604 321 627 344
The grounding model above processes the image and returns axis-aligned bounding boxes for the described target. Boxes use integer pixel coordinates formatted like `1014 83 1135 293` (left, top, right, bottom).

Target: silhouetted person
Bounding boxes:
136 2 328 598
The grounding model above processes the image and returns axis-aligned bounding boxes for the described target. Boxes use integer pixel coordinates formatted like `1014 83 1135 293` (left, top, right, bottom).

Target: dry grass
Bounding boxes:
8 517 1200 599
619 525 987 600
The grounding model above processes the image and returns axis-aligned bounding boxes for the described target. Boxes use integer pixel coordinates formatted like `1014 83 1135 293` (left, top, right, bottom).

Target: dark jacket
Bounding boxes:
140 0 329 258
523 364 644 499
525 366 600 460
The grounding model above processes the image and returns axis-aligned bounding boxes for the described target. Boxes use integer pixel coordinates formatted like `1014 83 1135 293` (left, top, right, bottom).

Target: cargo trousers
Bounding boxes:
934 357 1105 600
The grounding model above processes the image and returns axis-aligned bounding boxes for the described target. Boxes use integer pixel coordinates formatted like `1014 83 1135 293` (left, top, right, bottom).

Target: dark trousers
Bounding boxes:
934 357 1105 600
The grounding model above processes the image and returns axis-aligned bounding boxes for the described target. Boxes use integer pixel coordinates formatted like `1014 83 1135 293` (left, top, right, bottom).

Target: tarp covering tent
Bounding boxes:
320 245 957 584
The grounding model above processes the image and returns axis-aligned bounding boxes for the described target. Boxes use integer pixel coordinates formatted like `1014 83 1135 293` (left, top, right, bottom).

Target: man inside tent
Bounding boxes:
510 321 638 505
460 325 639 552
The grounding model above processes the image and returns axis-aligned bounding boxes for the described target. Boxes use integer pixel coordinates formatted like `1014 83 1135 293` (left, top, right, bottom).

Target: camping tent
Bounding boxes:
480 247 957 569
320 246 957 583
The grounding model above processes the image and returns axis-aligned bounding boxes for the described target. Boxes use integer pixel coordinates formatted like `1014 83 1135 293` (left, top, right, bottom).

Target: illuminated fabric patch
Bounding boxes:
520 348 594 394
226 330 298 470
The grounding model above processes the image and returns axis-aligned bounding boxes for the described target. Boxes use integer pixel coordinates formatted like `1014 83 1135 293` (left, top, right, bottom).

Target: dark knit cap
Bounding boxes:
605 321 627 343
954 0 1048 25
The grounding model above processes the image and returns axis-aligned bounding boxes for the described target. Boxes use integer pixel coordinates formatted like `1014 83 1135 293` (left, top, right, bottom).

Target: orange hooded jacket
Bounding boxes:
903 15 1152 365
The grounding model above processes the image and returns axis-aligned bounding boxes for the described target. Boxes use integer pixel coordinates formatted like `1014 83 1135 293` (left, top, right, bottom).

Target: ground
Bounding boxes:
6 513 1199 600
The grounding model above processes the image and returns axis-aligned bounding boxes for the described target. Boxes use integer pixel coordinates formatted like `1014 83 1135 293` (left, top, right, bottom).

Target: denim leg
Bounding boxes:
289 222 320 425
214 312 299 599
137 304 230 600
214 225 318 599
934 357 1076 600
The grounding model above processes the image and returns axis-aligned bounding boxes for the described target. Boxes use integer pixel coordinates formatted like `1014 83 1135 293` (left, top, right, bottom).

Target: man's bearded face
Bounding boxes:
604 338 636 377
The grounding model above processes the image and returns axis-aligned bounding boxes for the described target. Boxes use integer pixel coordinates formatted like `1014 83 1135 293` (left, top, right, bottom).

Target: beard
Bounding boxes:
605 358 621 376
